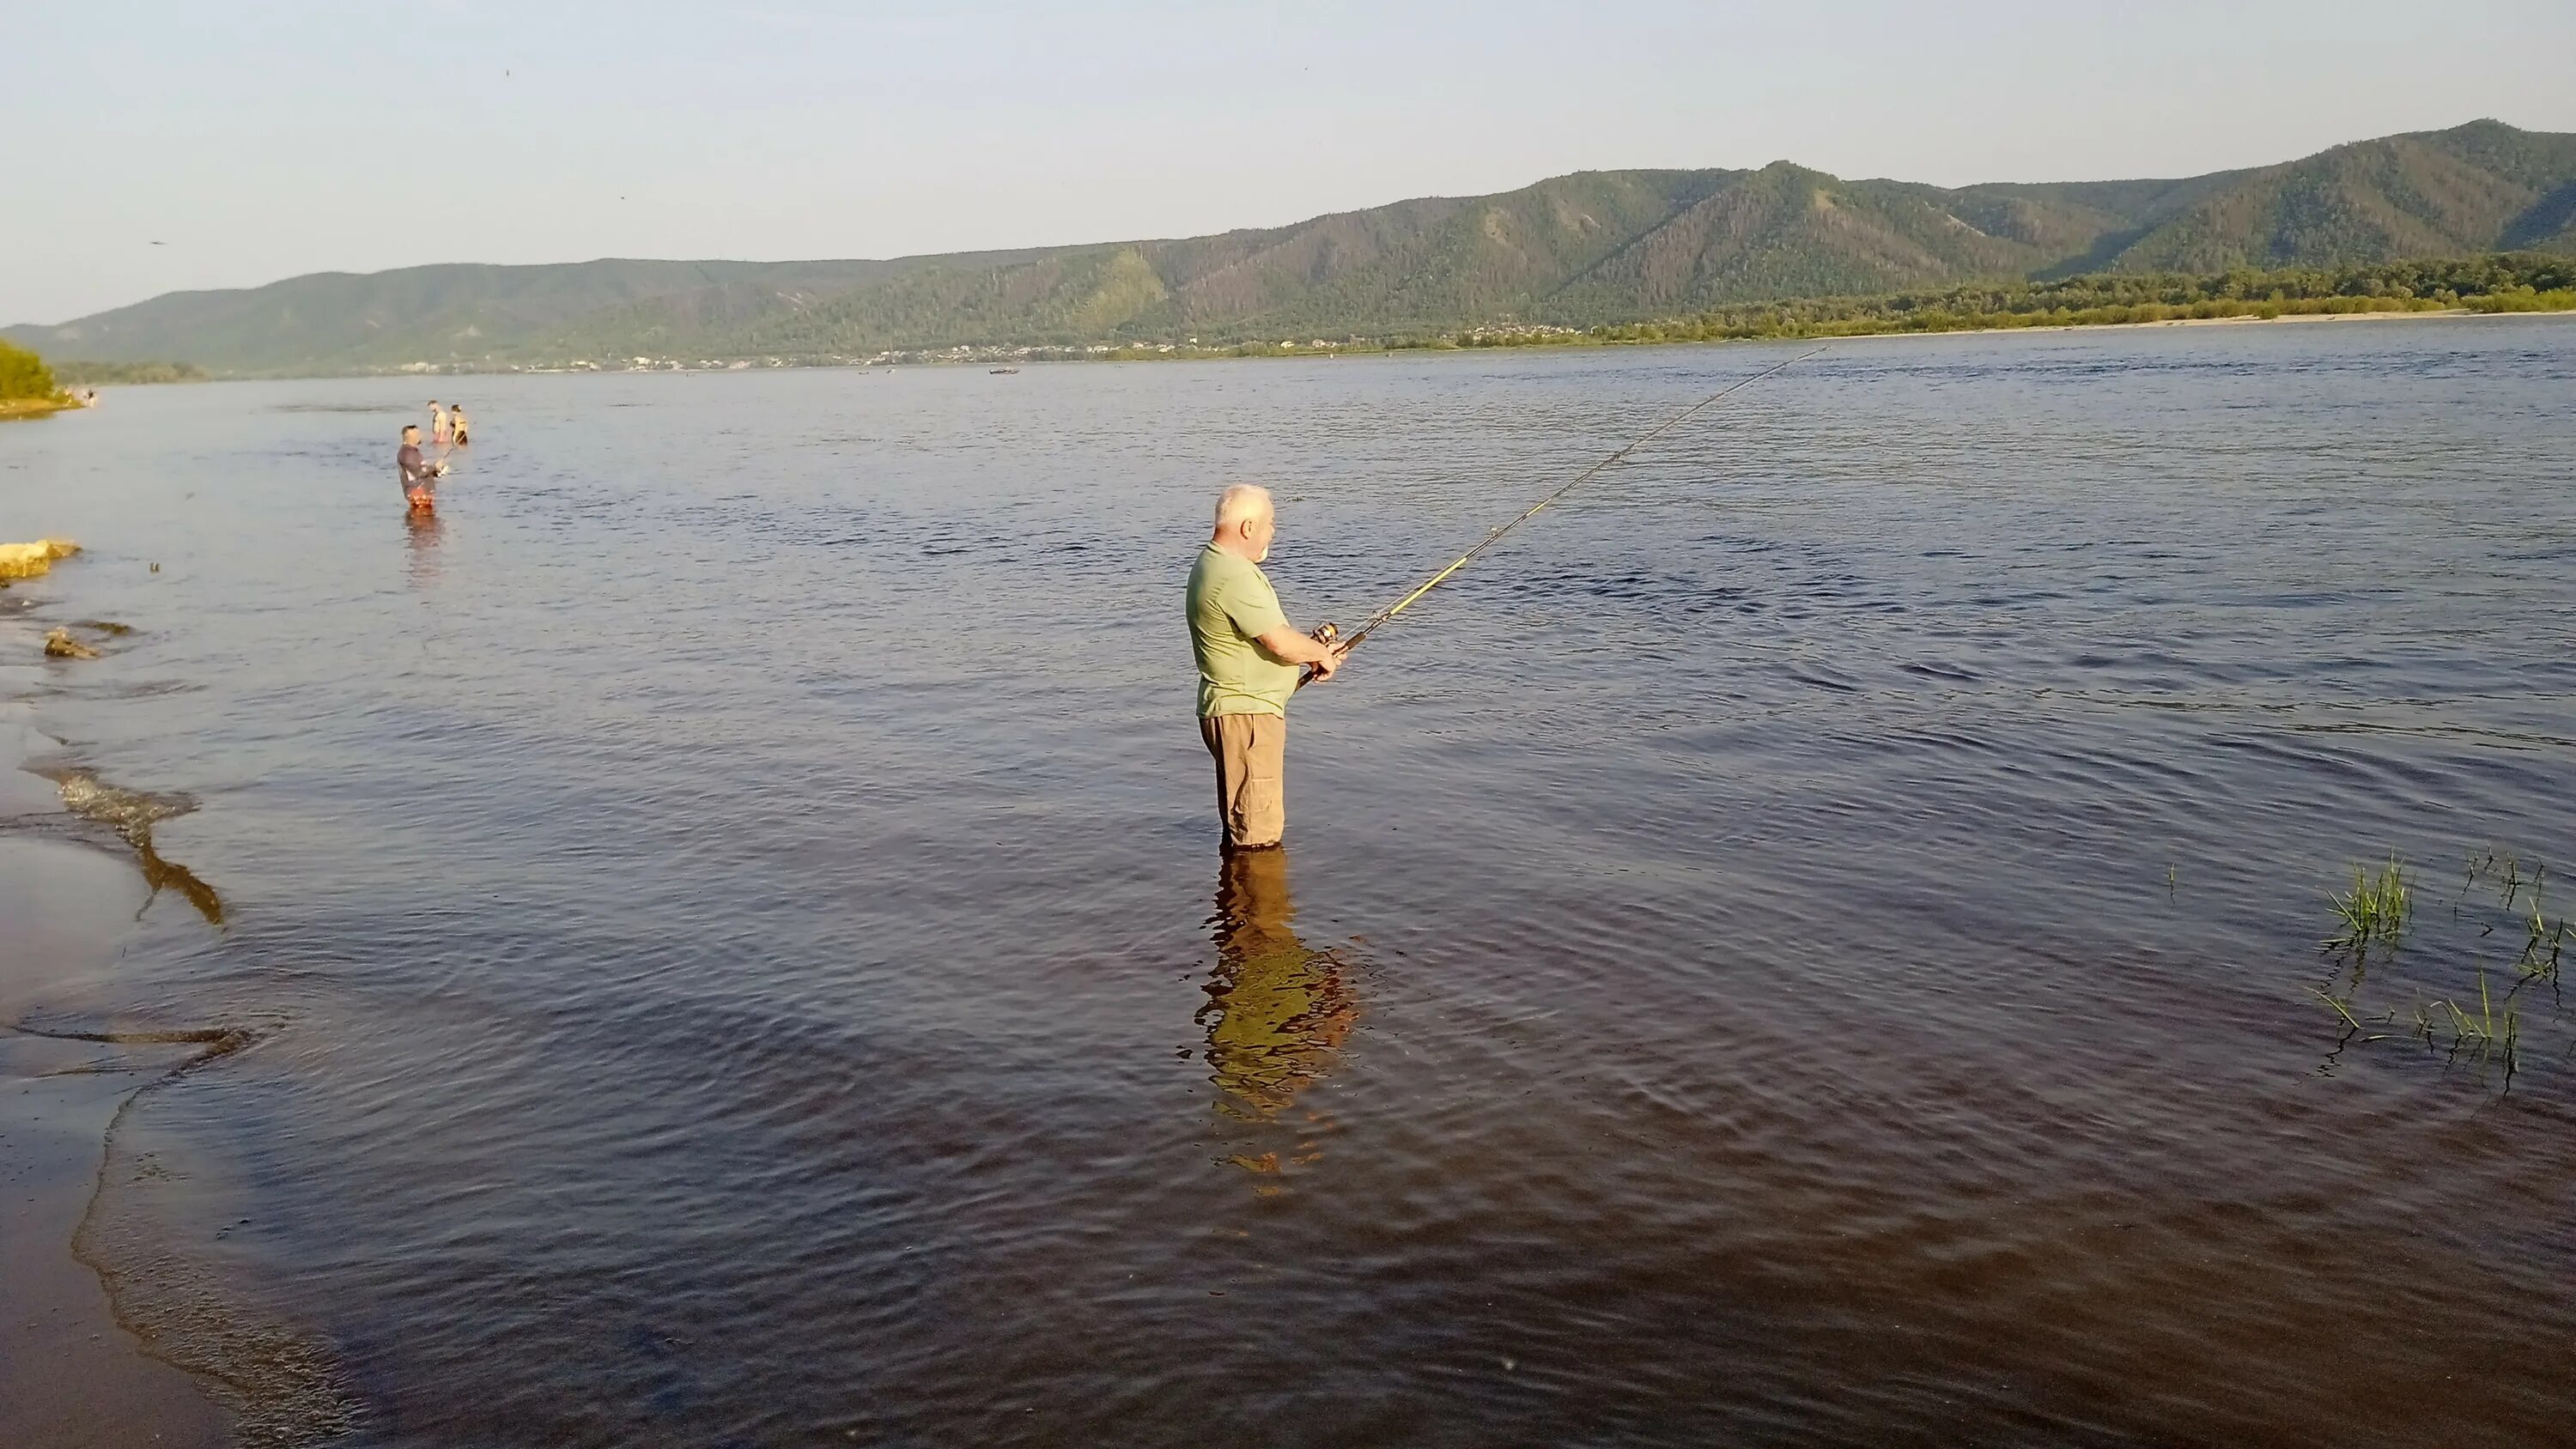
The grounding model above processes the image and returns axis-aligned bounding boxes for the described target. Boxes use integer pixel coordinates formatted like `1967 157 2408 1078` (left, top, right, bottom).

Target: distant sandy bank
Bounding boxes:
1838 303 2523 342
0 397 90 421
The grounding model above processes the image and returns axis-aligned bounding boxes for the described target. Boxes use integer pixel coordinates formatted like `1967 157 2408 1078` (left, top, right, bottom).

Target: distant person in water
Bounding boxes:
398 424 446 511
429 400 451 447
448 403 470 446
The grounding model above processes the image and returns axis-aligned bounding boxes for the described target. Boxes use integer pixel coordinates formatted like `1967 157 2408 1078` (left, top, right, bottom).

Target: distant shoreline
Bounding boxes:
43 293 2576 387
1761 302 2502 342
1278 300 2565 355
134 302 2576 384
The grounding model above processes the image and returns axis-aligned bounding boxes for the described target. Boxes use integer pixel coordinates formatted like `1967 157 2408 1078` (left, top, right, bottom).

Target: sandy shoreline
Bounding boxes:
0 608 232 1447
1799 302 2576 343
1433 301 2569 356
0 397 90 421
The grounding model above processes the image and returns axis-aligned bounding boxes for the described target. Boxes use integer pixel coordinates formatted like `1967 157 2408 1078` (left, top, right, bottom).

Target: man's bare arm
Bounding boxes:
1255 626 1340 666
1258 625 1349 681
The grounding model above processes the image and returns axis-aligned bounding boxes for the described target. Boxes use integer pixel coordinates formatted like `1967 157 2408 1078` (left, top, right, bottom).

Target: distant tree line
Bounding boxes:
50 359 209 385
1446 253 2576 348
0 339 63 401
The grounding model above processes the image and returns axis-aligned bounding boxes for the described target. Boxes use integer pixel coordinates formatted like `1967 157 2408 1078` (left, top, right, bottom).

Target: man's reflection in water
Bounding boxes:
1200 848 1359 1180
404 509 444 589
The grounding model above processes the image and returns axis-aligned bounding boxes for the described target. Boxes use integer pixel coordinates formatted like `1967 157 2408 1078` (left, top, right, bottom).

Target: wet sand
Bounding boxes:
2 675 231 1446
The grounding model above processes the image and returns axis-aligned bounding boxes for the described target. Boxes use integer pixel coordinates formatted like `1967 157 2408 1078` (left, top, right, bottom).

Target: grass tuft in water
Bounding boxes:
2310 987 2384 1042
2514 892 2569 987
2377 970 2523 1082
2326 857 2411 955
2464 850 2544 912
2439 969 2519 1073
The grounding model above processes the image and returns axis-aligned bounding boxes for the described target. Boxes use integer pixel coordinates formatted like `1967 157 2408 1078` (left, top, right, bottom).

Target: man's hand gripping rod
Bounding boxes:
1296 346 1824 688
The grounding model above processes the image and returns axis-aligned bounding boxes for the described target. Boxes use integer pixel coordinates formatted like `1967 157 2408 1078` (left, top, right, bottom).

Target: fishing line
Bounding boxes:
1303 345 1826 681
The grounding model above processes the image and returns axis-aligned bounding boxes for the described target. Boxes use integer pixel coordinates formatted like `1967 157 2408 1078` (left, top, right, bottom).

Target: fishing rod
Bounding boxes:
1299 345 1826 684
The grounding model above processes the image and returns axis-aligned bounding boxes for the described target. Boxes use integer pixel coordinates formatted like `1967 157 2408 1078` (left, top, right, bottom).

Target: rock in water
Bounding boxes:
0 538 81 579
43 627 100 658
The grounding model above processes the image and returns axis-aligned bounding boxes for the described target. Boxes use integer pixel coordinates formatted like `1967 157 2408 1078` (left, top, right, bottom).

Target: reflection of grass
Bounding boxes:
2326 858 2410 955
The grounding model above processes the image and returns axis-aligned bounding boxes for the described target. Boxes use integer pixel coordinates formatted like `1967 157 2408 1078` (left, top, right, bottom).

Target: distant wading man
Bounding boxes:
1187 484 1348 851
398 424 446 511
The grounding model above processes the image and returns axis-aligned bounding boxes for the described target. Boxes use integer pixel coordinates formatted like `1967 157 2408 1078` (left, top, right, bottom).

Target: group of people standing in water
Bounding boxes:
430 399 471 447
396 399 471 512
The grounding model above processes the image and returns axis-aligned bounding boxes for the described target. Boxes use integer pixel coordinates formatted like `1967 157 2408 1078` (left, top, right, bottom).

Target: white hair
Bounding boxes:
1214 484 1273 530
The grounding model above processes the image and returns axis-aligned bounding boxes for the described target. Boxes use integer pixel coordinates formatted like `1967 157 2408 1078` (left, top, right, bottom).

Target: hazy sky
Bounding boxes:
7 0 2573 324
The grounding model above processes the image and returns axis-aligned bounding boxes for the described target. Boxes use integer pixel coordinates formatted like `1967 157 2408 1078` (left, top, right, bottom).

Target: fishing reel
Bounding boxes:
1294 621 1342 691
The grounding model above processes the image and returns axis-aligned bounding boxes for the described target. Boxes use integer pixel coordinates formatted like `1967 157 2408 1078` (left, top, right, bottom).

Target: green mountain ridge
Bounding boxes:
13 119 2574 377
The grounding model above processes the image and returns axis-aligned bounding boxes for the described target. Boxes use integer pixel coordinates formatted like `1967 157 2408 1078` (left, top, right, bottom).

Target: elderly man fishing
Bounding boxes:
1187 484 1348 851
1178 354 1822 850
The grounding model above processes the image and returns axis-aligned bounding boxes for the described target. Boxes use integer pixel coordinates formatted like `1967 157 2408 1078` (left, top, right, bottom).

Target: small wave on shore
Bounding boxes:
6 584 348 1444
66 1034 359 1449
0 809 349 1446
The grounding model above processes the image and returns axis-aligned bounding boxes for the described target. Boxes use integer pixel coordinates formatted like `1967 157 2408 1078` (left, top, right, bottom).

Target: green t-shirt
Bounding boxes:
1187 544 1299 718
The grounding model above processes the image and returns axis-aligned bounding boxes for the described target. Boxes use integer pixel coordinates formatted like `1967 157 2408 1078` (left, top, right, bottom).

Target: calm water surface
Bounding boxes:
4 320 2575 1446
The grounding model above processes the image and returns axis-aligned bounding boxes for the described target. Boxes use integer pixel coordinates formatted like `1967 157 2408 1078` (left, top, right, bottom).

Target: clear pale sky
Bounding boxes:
7 0 2573 324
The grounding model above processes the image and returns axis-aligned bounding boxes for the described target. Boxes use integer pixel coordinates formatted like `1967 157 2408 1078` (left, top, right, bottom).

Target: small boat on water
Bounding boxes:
988 367 1019 374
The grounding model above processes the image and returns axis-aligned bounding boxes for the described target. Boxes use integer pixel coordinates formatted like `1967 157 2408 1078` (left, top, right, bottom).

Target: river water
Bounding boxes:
4 318 2574 1446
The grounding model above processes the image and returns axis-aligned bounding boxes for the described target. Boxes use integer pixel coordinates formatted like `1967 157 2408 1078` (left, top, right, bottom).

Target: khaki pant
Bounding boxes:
1200 712 1286 850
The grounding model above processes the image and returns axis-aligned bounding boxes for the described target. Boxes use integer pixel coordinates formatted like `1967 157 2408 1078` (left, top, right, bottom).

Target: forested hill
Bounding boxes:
13 119 2575 377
